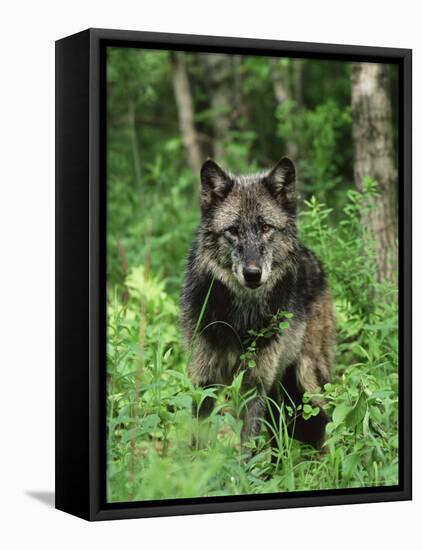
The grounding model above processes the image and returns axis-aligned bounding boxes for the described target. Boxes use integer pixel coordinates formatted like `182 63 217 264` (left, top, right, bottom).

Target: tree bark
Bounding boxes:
271 59 290 103
271 59 302 193
202 54 233 161
128 98 142 190
292 59 304 106
351 62 398 284
170 52 203 177
271 59 301 163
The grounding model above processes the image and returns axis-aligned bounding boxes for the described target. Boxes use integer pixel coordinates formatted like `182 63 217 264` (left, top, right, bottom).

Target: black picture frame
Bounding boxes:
55 27 412 521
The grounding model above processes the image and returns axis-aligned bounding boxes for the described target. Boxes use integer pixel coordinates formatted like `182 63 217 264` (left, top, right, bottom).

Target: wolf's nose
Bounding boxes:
243 265 262 285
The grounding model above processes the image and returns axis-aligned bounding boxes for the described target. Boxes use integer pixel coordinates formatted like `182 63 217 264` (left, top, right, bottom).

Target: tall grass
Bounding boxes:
106 182 398 503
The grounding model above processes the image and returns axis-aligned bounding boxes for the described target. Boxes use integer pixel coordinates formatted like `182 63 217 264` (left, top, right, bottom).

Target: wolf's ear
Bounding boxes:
264 157 296 208
200 159 233 208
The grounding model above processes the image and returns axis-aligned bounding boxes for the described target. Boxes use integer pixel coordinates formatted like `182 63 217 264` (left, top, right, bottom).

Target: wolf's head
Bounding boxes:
199 157 298 291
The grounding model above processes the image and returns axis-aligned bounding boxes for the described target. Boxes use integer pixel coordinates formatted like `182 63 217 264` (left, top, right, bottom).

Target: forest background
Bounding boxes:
106 48 399 502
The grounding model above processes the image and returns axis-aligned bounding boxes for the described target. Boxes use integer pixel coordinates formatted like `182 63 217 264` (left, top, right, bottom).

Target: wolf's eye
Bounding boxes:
226 226 239 237
261 224 271 234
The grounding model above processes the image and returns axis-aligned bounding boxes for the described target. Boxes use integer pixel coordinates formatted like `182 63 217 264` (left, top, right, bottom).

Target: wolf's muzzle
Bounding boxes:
243 265 262 288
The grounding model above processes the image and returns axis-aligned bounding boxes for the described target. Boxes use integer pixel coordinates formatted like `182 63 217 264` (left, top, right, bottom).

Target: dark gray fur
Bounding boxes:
181 158 336 451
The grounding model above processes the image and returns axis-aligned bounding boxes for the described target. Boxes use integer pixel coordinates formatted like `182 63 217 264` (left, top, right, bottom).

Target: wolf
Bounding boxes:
180 157 335 451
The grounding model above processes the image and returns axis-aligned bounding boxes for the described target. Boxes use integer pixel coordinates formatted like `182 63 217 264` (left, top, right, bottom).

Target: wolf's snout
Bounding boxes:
243 265 262 287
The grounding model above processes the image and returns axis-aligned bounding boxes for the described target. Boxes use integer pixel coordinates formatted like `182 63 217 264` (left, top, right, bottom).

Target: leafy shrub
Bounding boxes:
106 182 398 502
276 98 352 207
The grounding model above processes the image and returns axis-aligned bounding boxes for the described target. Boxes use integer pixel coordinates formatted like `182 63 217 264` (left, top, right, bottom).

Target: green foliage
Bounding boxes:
106 49 398 502
240 311 293 371
107 186 398 502
276 99 352 206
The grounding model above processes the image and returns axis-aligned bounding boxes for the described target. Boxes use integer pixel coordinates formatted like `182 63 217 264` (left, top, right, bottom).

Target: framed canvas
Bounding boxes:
55 28 412 521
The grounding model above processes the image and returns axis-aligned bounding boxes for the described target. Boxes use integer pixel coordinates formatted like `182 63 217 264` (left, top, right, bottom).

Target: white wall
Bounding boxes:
0 1 418 548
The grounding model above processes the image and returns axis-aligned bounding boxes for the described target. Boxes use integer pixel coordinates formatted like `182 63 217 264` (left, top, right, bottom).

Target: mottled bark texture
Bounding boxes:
202 54 234 161
351 62 398 284
271 59 304 196
271 59 300 162
170 52 203 177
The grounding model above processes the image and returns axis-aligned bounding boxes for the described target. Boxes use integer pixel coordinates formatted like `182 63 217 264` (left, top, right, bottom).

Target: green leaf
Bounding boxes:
163 347 172 362
280 311 294 319
141 413 160 432
169 394 192 410
343 453 361 478
345 392 367 430
325 421 335 434
311 406 320 417
332 402 353 427
362 407 371 437
370 405 382 424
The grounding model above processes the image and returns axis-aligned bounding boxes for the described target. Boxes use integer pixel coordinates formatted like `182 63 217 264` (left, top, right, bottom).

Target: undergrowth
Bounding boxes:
106 180 398 502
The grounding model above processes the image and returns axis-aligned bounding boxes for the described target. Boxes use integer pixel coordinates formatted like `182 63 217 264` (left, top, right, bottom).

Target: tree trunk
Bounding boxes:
128 98 142 190
271 59 301 189
351 62 398 284
202 54 233 161
271 59 290 103
170 52 203 177
292 59 304 106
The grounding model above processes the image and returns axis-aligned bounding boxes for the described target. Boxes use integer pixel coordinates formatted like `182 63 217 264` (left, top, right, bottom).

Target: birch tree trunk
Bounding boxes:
351 62 398 284
170 52 203 177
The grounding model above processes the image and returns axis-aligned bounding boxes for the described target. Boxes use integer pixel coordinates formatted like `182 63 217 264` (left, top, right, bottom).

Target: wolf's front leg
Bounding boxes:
240 341 281 448
240 391 266 446
239 366 270 450
188 344 218 419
